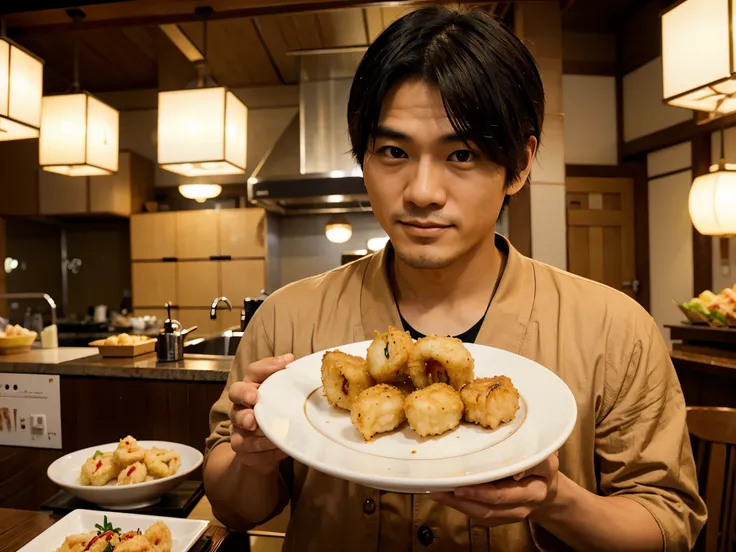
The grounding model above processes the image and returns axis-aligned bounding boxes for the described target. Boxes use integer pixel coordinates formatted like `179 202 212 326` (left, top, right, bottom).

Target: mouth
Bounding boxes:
398 220 452 237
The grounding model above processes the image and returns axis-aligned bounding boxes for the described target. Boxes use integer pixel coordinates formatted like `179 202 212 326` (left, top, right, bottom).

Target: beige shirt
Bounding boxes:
206 237 706 551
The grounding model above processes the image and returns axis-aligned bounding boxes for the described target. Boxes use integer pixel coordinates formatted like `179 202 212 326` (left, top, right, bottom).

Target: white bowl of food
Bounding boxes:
47 436 204 510
0 324 37 355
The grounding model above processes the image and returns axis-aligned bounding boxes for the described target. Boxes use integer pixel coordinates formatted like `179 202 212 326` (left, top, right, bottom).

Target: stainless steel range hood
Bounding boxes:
247 50 371 216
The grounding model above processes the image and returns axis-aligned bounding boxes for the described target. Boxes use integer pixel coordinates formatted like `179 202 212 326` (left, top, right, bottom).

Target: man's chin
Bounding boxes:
394 245 458 270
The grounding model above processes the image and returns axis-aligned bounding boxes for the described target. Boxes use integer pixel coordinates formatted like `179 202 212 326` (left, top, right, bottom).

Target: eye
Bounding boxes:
378 146 408 159
448 150 476 163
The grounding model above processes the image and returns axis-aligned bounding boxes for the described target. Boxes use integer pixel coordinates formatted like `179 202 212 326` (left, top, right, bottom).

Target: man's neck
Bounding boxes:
391 236 504 336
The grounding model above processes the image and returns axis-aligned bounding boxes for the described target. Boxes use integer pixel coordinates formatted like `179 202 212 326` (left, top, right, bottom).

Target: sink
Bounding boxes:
184 332 242 356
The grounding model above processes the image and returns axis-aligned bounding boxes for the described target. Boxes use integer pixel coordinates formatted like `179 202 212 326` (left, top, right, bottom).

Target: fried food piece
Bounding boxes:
144 447 181 479
407 336 474 391
366 326 414 383
114 435 146 468
103 335 119 345
116 534 158 552
144 521 173 552
80 452 120 486
404 383 464 437
84 531 121 552
460 376 520 429
350 384 406 441
117 461 148 485
56 532 96 552
321 350 375 410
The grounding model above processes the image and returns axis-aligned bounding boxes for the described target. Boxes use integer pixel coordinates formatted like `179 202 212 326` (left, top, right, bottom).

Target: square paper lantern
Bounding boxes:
662 0 736 114
40 93 119 176
0 37 43 141
158 87 247 176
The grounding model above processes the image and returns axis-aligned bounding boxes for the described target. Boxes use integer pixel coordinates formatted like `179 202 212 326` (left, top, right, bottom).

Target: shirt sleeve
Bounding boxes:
594 317 707 551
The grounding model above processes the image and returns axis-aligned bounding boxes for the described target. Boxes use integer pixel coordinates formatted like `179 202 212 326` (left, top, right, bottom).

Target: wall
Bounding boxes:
562 75 617 165
710 126 736 292
647 142 693 343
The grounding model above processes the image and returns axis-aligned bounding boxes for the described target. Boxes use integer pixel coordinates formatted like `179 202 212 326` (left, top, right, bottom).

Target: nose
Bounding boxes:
403 156 447 208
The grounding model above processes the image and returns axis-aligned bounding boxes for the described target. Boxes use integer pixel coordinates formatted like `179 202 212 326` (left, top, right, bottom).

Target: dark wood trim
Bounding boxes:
251 19 285 85
615 25 625 166
632 158 651 312
691 132 713 296
508 184 532 257
648 166 692 181
562 60 616 76
565 164 634 178
622 112 736 159
0 217 6 318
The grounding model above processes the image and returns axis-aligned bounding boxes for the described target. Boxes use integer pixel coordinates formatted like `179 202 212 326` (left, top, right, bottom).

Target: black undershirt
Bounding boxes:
400 312 486 343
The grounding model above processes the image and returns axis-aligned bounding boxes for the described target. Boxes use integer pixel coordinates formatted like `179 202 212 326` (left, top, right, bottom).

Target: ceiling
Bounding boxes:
562 0 654 33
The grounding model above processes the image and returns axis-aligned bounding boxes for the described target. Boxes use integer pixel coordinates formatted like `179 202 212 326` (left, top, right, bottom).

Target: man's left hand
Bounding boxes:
430 453 559 526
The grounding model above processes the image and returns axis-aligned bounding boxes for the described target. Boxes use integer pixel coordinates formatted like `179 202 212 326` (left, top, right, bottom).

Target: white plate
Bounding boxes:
47 441 203 510
255 341 577 493
17 509 209 552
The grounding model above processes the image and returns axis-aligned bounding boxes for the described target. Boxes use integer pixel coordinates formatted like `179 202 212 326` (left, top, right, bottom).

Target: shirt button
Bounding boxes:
363 499 376 515
417 525 434 546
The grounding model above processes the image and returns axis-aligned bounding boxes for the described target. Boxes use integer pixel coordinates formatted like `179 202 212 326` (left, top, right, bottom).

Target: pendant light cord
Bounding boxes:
1 19 6 39
66 9 85 93
195 6 213 88
721 122 726 165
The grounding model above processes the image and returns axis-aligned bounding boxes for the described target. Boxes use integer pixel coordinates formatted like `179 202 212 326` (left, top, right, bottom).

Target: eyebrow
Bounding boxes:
373 124 473 145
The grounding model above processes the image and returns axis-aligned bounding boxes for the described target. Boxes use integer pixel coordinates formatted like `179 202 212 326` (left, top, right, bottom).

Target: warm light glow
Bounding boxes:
662 0 736 114
40 93 119 176
689 166 736 236
178 184 223 203
366 236 389 251
325 215 352 244
0 38 43 141
158 87 247 176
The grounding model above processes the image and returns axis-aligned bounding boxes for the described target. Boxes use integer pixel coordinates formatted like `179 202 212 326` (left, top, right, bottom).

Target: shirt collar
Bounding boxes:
359 234 535 353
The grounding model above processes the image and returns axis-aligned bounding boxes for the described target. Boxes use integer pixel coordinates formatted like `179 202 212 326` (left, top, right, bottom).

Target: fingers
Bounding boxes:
450 477 549 506
513 453 559 481
229 382 260 408
230 404 258 431
245 354 294 384
430 493 534 526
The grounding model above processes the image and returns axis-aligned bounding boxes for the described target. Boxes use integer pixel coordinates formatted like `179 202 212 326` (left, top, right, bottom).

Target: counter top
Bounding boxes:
670 349 736 376
0 349 233 382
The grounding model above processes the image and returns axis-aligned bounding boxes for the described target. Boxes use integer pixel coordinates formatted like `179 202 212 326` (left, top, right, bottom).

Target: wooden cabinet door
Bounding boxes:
177 261 220 307
132 263 177 307
130 213 177 260
176 211 219 259
89 152 131 216
221 260 266 303
219 209 265 258
38 170 87 215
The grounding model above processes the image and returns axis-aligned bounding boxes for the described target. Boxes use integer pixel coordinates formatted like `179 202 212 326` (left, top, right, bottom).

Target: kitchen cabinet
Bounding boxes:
219 209 265 258
176 210 220 259
177 261 219 307
221 260 266 301
132 263 177 307
38 151 154 216
0 139 39 216
177 308 223 336
130 212 177 260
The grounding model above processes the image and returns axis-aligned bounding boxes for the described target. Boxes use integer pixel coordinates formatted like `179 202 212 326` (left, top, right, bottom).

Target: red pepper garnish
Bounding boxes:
127 465 136 477
84 531 113 551
95 460 103 471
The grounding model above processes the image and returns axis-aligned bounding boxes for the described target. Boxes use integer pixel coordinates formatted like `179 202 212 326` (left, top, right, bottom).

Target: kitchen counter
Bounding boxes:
0 349 233 382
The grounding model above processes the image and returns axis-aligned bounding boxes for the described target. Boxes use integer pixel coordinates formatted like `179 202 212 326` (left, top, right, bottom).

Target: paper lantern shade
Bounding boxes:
0 37 43 141
661 0 736 114
40 93 119 176
158 87 247 176
689 165 736 236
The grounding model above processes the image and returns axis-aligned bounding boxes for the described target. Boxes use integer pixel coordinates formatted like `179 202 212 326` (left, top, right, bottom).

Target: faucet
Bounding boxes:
0 293 57 325
210 297 232 320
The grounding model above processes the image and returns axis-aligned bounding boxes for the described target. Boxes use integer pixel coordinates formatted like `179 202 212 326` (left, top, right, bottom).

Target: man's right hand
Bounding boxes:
228 353 294 473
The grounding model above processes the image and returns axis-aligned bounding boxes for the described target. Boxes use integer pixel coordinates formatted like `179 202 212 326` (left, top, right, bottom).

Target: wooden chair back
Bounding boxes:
687 406 736 552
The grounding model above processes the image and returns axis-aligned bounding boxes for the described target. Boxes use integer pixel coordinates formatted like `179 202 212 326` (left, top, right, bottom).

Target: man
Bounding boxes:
204 6 706 551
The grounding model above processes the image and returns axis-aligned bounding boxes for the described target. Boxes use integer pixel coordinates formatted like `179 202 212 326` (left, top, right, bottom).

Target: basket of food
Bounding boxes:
0 324 37 355
678 285 736 327
89 333 157 358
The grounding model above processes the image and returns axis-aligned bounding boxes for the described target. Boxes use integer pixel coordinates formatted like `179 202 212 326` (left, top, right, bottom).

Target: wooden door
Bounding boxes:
176 211 219 259
566 177 638 299
130 213 177 260
219 209 265 258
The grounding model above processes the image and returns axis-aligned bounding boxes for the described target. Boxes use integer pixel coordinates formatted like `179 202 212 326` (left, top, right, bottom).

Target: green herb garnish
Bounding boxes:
103 543 114 552
384 342 390 359
93 450 104 458
95 515 121 536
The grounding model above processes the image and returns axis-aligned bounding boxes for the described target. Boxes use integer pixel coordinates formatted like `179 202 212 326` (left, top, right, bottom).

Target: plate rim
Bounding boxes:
47 440 204 492
255 341 578 490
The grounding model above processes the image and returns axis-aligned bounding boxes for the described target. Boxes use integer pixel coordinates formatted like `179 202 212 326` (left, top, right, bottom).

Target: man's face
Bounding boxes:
363 80 532 270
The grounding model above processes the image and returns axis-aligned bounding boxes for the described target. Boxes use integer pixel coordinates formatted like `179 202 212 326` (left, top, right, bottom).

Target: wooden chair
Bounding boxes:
687 406 736 552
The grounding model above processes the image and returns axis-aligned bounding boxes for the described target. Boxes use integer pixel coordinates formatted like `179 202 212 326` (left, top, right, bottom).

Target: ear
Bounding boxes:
506 136 538 197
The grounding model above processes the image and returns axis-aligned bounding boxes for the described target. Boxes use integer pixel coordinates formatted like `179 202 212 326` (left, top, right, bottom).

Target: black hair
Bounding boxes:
347 6 544 204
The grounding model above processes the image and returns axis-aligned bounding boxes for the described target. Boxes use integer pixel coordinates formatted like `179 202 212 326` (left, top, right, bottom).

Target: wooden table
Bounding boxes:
0 508 230 552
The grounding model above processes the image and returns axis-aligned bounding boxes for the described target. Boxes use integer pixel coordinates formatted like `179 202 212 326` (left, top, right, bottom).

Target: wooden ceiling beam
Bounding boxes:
5 0 549 34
